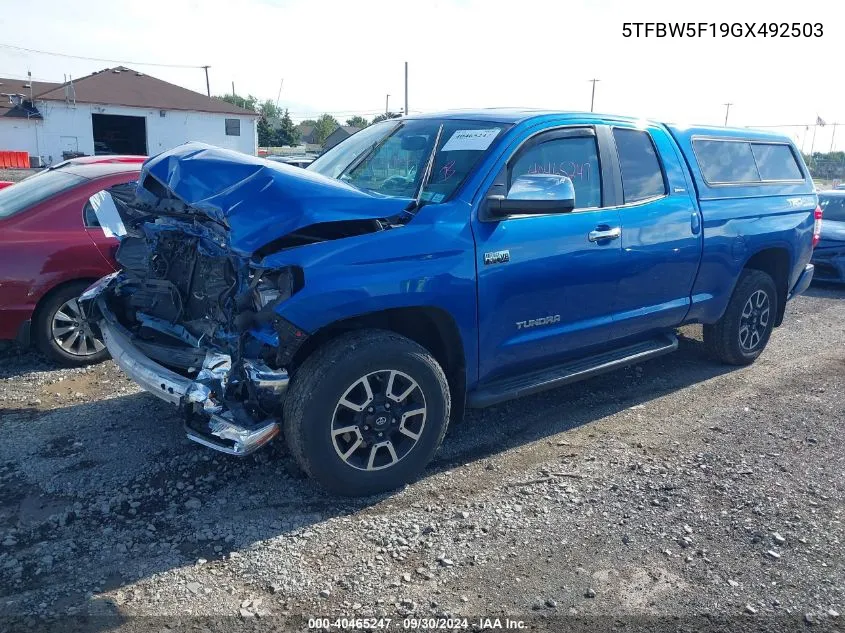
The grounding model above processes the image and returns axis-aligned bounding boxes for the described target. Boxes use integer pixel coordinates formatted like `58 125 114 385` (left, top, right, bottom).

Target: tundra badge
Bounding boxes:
484 250 510 265
516 315 561 330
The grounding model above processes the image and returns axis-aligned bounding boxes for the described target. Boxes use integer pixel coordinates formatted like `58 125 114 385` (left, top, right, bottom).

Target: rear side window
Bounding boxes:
510 136 602 209
751 143 803 180
84 180 138 228
693 140 759 183
613 128 666 203
693 138 804 184
0 171 86 219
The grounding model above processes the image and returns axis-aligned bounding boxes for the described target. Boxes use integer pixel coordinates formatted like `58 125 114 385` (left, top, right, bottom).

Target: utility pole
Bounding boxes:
588 79 600 112
275 78 284 110
202 66 210 97
810 122 818 155
830 123 837 152
404 62 408 116
385 94 390 115
723 103 732 126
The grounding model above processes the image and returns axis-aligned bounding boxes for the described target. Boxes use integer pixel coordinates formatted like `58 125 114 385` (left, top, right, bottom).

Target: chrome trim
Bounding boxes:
243 359 289 395
99 312 286 457
204 414 280 456
588 227 622 242
101 321 191 406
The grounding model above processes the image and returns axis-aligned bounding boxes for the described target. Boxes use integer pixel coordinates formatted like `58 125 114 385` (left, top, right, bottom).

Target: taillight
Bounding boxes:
812 206 823 248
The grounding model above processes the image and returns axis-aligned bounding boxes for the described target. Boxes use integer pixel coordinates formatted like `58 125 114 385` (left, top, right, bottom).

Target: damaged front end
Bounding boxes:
81 142 406 455
84 223 306 455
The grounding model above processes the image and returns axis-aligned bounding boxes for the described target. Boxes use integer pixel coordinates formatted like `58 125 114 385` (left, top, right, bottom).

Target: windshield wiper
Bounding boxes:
339 121 404 180
406 123 444 213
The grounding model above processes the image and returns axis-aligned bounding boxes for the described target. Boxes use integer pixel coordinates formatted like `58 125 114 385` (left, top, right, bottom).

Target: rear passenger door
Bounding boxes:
609 124 702 337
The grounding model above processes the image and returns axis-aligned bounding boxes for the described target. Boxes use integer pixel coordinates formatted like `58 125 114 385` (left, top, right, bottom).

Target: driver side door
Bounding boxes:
472 125 624 383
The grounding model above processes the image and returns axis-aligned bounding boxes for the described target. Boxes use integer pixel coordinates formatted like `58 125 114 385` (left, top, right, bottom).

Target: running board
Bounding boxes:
467 333 678 408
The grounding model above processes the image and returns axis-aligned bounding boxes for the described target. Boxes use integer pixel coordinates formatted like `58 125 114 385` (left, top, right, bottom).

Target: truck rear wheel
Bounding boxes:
704 269 777 366
283 329 451 496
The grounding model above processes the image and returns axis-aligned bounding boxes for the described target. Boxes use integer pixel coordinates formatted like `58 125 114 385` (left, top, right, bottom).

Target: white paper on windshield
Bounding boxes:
441 128 501 152
89 190 126 238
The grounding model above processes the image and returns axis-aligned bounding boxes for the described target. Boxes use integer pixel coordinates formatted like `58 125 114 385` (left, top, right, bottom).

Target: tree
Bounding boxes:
345 115 369 129
257 117 274 147
313 114 340 144
214 93 258 112
371 112 402 124
258 100 282 121
274 109 301 147
300 119 317 127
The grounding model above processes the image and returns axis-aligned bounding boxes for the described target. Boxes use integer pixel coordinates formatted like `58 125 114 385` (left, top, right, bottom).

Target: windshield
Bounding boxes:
0 170 87 220
309 119 508 202
820 195 845 222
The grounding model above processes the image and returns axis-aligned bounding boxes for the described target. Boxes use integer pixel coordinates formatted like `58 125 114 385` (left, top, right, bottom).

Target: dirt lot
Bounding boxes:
0 168 39 184
0 286 843 632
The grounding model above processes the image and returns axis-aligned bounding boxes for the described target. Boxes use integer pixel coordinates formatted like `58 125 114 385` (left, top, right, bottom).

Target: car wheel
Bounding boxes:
704 269 777 366
283 329 451 497
34 281 109 367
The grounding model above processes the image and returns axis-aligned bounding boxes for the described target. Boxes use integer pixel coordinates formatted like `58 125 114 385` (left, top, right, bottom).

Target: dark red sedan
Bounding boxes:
0 156 144 365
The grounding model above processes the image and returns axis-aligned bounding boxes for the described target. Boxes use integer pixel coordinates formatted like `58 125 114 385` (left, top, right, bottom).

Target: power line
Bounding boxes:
0 43 205 69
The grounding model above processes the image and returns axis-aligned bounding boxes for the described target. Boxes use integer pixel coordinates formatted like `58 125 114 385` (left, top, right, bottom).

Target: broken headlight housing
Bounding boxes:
252 267 298 310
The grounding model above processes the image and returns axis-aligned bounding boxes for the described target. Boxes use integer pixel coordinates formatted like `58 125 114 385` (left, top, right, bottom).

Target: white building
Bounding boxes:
0 67 258 165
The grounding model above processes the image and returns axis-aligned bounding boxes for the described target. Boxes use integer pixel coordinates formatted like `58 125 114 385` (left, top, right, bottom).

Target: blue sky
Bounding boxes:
1 0 841 150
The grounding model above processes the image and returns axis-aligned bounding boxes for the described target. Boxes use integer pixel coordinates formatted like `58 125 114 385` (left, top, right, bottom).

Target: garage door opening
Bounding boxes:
92 113 147 155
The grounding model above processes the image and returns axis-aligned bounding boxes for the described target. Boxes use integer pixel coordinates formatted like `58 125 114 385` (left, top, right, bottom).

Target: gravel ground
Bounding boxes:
0 168 39 183
0 286 842 632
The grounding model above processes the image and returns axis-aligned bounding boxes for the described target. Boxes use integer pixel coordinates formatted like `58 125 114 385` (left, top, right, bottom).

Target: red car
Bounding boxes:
0 156 144 365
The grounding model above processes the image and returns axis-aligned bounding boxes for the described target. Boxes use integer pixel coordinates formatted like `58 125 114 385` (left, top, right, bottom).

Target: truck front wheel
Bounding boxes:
283 329 451 496
704 269 778 366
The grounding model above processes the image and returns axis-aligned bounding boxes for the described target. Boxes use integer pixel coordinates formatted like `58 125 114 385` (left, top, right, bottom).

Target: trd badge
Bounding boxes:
483 250 510 265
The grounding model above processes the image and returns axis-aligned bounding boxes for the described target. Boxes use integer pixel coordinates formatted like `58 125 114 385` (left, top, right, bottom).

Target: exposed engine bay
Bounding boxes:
88 183 316 454
82 142 411 455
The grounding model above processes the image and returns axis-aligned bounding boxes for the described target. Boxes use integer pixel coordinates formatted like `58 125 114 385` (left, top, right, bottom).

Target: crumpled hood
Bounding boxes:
139 142 412 254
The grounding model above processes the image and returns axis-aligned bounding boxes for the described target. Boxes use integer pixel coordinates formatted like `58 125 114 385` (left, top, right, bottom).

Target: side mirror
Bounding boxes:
486 174 575 218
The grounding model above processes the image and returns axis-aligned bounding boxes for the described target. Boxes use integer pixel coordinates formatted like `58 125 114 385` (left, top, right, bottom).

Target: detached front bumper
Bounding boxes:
86 277 288 456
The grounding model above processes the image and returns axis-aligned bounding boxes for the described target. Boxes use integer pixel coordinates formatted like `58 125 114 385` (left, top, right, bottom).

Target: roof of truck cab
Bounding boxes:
405 109 647 125
406 110 797 143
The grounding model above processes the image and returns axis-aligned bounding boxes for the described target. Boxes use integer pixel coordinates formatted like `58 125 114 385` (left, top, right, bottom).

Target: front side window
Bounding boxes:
310 119 508 202
0 171 86 220
613 128 666 203
510 136 601 209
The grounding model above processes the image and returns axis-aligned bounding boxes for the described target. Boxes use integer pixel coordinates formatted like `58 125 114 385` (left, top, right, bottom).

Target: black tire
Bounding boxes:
704 269 778 366
283 329 451 496
34 281 109 367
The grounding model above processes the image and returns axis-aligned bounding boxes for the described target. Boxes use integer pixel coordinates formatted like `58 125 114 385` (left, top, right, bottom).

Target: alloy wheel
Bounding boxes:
51 298 105 357
331 369 427 471
739 289 770 352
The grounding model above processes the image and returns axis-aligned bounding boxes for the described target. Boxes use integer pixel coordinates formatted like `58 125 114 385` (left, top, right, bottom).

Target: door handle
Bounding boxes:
588 227 621 242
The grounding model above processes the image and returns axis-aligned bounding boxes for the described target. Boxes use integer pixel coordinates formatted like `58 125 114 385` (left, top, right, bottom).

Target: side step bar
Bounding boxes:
467 333 678 408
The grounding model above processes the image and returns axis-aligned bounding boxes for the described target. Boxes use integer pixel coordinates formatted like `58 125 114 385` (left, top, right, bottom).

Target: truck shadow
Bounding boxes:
0 326 740 630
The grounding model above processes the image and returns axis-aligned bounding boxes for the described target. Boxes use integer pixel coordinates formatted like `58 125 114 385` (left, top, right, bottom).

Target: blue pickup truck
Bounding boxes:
82 109 820 496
